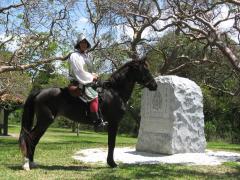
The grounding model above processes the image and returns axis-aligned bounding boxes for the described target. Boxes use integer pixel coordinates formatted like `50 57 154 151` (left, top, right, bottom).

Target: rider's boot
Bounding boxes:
89 112 107 131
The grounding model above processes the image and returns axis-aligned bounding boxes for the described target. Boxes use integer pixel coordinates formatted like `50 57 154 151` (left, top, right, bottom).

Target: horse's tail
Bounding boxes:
19 90 40 157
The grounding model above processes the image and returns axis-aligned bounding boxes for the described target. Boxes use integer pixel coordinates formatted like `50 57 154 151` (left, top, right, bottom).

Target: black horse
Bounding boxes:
19 59 157 170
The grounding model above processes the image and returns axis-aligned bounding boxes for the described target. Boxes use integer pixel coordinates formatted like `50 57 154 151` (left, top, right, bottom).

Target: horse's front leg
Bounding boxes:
107 122 118 168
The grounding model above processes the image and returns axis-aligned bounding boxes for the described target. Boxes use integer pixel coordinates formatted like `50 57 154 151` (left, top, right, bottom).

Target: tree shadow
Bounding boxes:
37 164 92 171
114 164 240 179
7 164 105 172
7 165 23 171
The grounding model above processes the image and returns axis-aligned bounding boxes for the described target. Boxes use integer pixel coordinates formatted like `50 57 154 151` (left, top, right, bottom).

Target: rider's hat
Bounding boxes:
74 33 91 49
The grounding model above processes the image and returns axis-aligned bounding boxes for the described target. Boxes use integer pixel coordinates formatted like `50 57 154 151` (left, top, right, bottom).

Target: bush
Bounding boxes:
205 121 217 141
202 86 240 143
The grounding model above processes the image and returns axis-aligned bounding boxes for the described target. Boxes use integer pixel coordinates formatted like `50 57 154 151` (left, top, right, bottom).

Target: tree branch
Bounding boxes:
0 3 23 13
203 83 235 96
0 54 70 74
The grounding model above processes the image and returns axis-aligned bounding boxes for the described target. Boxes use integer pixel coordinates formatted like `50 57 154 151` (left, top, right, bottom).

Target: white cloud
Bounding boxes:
114 24 134 40
215 5 234 30
114 20 167 43
212 5 238 42
74 17 89 31
77 17 89 24
142 19 170 40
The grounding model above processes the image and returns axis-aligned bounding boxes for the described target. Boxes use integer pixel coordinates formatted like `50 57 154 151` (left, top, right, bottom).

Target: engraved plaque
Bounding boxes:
152 90 162 111
142 84 172 119
142 118 172 134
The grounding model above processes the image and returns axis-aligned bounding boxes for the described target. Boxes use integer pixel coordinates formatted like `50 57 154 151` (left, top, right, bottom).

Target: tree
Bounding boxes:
165 0 240 72
0 1 74 73
85 1 240 93
1 1 239 79
1 0 240 137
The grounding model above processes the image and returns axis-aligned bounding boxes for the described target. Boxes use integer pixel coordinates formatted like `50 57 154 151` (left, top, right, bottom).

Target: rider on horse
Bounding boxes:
68 34 105 129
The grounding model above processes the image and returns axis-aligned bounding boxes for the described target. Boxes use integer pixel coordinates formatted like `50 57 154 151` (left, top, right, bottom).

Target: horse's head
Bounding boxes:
131 58 157 91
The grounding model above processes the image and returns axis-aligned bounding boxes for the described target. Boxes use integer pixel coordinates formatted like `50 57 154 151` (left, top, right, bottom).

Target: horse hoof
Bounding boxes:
107 160 118 168
22 162 31 171
30 162 38 169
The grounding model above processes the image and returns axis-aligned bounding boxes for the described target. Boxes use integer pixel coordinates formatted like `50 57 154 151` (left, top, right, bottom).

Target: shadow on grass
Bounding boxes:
0 139 100 147
0 138 18 147
37 164 93 171
7 165 23 171
91 163 240 179
8 164 104 172
7 162 240 179
41 140 100 144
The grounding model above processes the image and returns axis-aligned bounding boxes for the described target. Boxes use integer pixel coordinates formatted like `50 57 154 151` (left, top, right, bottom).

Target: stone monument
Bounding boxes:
136 75 206 154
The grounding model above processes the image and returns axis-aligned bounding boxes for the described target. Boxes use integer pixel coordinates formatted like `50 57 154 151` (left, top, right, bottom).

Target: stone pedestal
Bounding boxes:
136 75 206 154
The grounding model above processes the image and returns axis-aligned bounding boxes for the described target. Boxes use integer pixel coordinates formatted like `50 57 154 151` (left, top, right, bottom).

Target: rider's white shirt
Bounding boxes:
68 51 94 85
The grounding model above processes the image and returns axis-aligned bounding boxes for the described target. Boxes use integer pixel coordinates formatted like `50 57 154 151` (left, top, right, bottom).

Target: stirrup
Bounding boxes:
93 119 108 132
93 119 107 128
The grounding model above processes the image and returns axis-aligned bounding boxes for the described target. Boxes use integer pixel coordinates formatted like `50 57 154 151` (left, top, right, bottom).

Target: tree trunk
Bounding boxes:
216 42 240 72
3 109 9 136
0 108 3 135
77 123 80 137
72 122 76 133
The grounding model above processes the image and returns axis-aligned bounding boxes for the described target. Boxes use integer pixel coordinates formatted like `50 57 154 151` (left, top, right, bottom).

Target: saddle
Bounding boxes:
68 83 82 97
67 81 106 128
67 80 111 105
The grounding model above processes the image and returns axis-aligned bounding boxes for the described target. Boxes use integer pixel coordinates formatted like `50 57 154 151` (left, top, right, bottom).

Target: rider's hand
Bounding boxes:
92 73 98 81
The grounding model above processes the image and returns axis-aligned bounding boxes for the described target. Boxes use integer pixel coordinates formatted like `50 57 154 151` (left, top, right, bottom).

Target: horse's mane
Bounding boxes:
109 60 141 81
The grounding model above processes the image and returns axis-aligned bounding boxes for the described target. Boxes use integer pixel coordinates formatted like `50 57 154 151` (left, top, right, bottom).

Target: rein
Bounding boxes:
140 79 155 89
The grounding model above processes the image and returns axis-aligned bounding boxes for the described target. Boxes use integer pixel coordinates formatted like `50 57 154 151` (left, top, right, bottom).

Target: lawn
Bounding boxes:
0 124 240 180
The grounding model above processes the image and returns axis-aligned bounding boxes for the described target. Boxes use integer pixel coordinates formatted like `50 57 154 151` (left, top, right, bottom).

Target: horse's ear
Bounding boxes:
140 55 150 68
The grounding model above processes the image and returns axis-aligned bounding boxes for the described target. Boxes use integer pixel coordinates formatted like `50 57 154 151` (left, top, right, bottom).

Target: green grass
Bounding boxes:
0 124 240 179
207 142 240 152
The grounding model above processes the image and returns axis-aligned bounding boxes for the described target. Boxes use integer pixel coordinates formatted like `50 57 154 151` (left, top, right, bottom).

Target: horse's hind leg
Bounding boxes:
23 108 54 170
